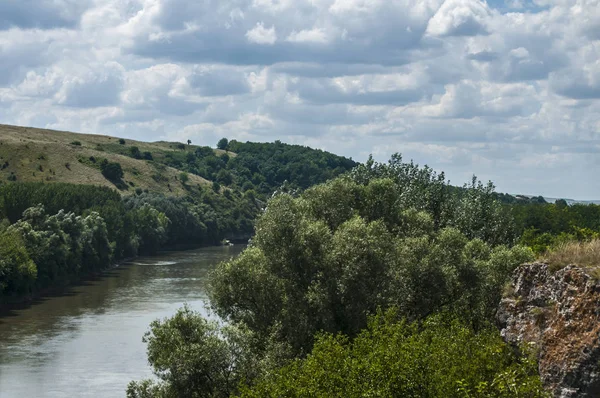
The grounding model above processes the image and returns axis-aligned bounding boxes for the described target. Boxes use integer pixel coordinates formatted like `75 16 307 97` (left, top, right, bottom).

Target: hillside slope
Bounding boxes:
0 124 210 196
0 124 358 201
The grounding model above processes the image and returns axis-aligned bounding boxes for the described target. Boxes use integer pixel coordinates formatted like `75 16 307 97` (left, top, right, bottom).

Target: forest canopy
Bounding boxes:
128 154 550 398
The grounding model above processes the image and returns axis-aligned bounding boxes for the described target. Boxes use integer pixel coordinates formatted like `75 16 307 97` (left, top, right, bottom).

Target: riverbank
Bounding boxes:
0 255 135 315
0 239 249 315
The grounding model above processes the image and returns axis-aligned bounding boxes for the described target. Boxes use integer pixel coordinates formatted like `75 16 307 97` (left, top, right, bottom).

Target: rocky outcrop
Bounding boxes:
498 263 600 397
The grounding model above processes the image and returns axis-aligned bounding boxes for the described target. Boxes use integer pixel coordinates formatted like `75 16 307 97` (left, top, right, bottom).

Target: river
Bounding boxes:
0 245 245 397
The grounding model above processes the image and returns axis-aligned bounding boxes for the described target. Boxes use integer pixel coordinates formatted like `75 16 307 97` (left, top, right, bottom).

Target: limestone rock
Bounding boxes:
498 263 600 397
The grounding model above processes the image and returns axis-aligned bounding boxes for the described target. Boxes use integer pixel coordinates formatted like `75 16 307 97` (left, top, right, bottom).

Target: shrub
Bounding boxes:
239 311 548 398
179 172 189 185
119 138 126 145
101 160 124 181
129 146 142 159
70 141 81 146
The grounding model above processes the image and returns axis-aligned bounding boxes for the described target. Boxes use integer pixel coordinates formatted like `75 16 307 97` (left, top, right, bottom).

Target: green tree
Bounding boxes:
217 138 229 150
208 172 531 357
216 169 233 186
132 204 170 255
127 306 259 398
129 154 542 397
0 230 37 299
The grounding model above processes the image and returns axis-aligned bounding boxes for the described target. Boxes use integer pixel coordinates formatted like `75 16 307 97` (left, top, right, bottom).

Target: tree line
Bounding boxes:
0 182 260 304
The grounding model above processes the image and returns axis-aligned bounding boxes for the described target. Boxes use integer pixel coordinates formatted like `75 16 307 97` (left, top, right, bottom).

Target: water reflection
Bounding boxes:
0 245 244 398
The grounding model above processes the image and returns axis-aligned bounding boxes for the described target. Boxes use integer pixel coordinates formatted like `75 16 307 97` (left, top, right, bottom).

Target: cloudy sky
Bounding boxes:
0 0 599 198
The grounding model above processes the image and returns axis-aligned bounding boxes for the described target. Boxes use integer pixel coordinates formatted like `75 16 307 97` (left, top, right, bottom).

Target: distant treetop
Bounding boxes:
217 138 229 150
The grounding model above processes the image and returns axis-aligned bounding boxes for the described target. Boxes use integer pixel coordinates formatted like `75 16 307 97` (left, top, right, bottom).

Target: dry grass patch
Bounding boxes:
541 239 600 272
0 124 211 196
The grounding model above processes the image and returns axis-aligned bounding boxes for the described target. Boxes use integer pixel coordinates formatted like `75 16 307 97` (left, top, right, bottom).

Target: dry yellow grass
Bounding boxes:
0 124 215 196
541 239 600 272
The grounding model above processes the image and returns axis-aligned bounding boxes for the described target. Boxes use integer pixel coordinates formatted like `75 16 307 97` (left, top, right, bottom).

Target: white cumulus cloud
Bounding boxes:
246 22 277 44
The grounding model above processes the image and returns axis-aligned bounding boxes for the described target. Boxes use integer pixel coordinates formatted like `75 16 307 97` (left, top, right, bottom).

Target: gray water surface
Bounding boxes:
0 245 244 397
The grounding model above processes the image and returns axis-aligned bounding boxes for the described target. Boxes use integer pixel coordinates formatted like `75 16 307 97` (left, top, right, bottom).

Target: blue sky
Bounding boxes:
0 0 599 198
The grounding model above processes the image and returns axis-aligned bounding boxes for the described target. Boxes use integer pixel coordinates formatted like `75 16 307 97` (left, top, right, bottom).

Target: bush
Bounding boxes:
179 172 189 185
70 141 81 146
119 138 126 145
129 146 142 159
101 160 124 181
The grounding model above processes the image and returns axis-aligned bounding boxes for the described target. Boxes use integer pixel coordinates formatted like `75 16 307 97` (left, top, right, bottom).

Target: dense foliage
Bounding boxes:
5 205 111 294
240 311 547 398
149 139 357 201
129 154 547 397
225 140 358 193
208 173 529 357
0 182 122 224
0 182 260 303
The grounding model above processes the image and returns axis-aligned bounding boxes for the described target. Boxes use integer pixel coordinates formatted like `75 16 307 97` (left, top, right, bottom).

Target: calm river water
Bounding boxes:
0 245 245 397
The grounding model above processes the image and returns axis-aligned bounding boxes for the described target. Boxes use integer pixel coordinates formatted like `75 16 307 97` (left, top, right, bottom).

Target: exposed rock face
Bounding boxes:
498 263 600 397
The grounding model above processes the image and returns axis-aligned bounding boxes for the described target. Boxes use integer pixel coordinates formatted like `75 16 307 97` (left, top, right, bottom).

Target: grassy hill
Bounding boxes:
0 124 212 196
0 124 358 201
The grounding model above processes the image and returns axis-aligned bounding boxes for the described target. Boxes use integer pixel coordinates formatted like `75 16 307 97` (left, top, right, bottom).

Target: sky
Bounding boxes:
0 0 599 199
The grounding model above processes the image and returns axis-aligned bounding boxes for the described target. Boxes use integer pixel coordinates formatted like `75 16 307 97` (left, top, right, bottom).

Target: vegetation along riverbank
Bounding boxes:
0 124 356 307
